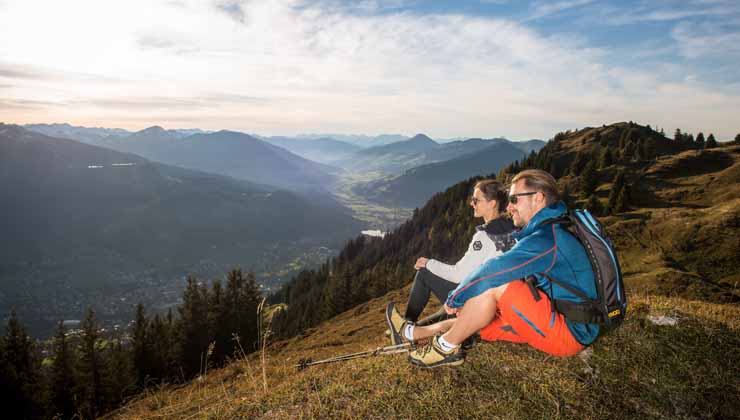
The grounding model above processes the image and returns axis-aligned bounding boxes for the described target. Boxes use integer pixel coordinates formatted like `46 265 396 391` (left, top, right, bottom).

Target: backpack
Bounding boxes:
531 209 627 330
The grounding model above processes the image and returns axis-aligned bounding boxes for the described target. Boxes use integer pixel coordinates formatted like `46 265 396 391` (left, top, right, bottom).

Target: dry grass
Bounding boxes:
107 284 740 420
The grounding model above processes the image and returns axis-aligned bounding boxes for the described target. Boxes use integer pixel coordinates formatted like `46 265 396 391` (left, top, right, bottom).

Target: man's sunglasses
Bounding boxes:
508 191 537 204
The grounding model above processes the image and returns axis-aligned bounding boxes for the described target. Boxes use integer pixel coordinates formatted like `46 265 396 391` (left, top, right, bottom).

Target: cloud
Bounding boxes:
215 0 248 23
672 21 740 60
0 63 51 80
0 98 60 110
136 34 179 50
1 0 739 139
525 0 593 21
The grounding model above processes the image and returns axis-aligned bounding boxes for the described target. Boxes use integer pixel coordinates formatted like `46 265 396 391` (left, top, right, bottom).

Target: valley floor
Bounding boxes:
330 171 414 232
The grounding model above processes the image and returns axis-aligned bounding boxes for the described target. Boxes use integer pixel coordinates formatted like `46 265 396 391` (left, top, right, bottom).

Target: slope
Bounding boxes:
354 141 527 208
0 124 363 337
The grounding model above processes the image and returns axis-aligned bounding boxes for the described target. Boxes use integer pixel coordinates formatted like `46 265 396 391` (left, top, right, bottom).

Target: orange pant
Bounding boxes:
479 280 584 357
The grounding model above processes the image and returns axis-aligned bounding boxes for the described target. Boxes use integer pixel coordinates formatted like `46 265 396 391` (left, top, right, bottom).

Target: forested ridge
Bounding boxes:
270 122 739 338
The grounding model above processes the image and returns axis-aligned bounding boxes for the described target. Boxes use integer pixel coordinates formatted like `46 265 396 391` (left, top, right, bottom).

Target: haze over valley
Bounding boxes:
1 122 540 337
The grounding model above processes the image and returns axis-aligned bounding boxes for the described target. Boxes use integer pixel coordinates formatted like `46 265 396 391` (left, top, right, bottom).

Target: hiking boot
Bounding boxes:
385 302 410 346
408 335 465 369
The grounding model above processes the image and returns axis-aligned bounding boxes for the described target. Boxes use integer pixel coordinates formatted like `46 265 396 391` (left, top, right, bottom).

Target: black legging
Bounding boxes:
405 268 457 323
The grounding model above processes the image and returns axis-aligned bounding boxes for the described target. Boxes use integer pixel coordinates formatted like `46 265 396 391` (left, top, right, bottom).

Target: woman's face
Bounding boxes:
470 187 497 220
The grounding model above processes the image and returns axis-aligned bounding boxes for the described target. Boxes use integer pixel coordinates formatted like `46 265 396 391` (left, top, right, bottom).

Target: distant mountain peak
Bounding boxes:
141 125 166 133
408 133 436 144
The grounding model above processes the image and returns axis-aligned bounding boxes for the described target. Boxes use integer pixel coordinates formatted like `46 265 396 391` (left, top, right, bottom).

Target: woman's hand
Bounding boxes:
414 257 429 270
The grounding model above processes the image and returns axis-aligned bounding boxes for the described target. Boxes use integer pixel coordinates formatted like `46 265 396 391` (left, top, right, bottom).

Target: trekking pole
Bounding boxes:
296 342 412 371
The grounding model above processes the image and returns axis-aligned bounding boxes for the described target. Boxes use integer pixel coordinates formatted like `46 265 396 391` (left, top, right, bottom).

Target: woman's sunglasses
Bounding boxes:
508 191 537 204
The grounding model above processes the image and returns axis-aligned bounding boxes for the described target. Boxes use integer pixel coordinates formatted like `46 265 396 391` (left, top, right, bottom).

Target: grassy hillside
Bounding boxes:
108 124 740 419
108 288 740 419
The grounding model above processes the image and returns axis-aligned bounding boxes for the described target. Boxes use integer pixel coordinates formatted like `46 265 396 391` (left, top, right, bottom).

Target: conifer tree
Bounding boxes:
104 333 134 410
50 321 77 420
706 133 717 149
607 171 626 214
131 303 150 388
735 133 740 144
0 310 46 420
580 161 599 198
696 132 705 148
614 185 630 213
623 141 636 159
208 279 228 365
674 128 682 142
78 308 103 419
599 147 613 168
149 314 173 383
560 183 576 209
177 276 211 378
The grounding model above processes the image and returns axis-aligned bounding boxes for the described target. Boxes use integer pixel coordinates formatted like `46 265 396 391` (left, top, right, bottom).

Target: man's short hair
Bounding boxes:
511 169 560 206
474 179 508 213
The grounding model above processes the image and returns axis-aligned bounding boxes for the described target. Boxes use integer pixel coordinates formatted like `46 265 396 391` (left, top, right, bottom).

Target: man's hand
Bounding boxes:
414 257 429 270
443 303 459 315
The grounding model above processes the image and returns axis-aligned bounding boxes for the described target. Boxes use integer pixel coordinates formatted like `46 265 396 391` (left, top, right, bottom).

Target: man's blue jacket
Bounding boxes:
446 201 600 345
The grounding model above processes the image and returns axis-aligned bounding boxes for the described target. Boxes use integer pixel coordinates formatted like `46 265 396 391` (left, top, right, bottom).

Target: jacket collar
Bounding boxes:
512 201 567 240
476 216 516 235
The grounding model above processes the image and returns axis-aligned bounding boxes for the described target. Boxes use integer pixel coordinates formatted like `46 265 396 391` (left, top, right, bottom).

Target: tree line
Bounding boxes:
0 268 262 420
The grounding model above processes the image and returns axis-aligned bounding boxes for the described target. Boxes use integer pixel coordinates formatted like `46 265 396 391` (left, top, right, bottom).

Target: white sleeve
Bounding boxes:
426 231 494 284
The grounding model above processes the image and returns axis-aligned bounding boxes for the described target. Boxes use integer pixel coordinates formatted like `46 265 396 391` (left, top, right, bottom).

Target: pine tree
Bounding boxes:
103 333 134 410
77 308 103 419
208 279 228 366
560 183 576 209
696 132 705 148
706 133 717 149
131 303 150 388
177 276 211 378
607 171 626 214
599 147 613 168
0 310 46 420
674 128 682 142
614 185 630 213
569 151 587 175
50 321 77 420
735 133 740 144
149 314 173 383
580 161 599 198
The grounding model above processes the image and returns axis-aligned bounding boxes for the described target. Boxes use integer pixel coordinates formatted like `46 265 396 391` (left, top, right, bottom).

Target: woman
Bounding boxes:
386 179 516 346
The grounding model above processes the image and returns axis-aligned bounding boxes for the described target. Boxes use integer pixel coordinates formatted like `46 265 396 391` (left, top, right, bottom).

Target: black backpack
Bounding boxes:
528 209 627 330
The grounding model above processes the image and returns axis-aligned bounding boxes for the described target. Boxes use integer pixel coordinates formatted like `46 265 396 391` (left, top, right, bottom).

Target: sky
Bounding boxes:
1 0 740 140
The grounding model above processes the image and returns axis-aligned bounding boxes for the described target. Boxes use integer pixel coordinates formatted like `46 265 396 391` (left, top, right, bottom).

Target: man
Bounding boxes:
390 169 600 368
385 179 515 344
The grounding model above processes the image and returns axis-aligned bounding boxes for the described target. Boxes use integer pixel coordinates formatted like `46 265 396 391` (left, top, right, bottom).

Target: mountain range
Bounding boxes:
261 136 362 165
338 133 544 174
32 126 339 192
355 141 529 207
0 124 363 336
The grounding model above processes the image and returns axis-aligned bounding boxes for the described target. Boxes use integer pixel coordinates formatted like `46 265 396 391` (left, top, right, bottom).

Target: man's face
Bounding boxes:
506 180 544 227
